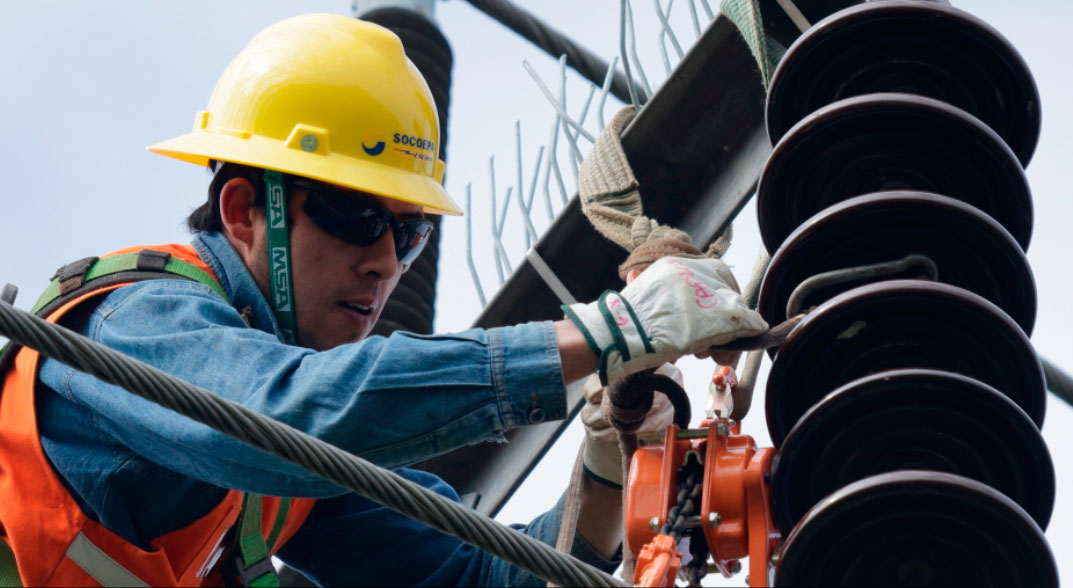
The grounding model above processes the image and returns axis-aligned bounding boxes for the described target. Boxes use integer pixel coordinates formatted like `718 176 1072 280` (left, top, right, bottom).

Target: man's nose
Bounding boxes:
353 229 401 280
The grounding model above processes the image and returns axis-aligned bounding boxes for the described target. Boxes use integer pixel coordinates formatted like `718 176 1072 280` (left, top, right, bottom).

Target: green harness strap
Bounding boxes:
232 495 292 587
30 251 230 314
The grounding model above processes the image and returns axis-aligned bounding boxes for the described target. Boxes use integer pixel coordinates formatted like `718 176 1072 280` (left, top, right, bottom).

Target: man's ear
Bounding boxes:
219 177 261 257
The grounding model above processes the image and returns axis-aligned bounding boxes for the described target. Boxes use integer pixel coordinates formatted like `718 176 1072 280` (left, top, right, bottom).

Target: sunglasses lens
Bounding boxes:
303 188 392 246
396 220 434 266
301 184 433 264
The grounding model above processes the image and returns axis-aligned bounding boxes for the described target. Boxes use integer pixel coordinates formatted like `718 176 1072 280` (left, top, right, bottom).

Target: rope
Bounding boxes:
462 0 645 105
0 301 627 588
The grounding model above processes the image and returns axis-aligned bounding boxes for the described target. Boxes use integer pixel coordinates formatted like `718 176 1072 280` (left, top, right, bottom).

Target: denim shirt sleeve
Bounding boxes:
46 278 566 497
275 468 620 587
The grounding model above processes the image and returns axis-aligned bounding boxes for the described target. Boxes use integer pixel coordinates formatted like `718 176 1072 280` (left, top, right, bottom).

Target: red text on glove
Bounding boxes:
666 259 719 309
608 295 630 326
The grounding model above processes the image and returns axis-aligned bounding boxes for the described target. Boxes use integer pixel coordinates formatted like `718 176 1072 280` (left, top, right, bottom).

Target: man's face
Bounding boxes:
250 185 424 351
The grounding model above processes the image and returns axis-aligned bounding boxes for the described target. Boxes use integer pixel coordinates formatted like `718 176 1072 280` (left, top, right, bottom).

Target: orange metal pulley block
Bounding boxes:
626 422 779 587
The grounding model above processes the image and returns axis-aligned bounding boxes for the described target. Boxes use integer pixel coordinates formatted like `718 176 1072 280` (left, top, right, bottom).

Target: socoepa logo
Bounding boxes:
271 246 291 312
392 133 435 162
362 128 387 156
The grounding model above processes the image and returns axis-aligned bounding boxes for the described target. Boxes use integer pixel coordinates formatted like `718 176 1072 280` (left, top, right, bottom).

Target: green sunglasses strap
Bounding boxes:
263 170 298 346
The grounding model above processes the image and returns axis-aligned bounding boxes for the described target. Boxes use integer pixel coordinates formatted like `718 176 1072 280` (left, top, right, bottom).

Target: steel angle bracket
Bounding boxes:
414 13 772 517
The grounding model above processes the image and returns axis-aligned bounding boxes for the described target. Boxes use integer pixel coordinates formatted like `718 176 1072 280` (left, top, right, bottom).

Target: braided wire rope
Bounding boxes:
463 0 646 104
0 300 627 588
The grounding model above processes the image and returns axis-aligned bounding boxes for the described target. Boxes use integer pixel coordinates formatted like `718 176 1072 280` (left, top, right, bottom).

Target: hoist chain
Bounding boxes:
657 459 711 586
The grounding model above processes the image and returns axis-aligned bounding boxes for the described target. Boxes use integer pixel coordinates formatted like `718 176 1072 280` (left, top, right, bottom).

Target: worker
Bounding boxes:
0 13 767 587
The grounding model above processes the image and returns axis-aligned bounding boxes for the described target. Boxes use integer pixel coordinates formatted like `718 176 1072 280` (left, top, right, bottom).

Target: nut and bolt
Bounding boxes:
708 512 722 527
649 516 660 532
716 422 730 437
728 560 742 574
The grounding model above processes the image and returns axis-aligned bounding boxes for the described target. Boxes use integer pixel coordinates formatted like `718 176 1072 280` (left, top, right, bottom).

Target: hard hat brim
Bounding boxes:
148 131 463 216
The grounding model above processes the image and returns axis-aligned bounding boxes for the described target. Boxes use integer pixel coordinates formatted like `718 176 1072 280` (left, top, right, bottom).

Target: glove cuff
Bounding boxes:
565 291 655 385
582 463 624 490
582 435 625 487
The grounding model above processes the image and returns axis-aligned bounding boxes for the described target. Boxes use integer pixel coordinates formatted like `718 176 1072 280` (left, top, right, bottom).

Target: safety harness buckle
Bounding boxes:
136 249 171 272
223 551 277 588
51 256 99 295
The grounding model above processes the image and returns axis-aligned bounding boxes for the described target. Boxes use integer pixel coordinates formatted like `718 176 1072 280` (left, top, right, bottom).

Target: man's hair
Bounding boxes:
186 161 267 233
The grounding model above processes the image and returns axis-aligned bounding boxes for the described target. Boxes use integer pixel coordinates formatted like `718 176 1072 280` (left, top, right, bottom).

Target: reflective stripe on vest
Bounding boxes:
66 533 149 588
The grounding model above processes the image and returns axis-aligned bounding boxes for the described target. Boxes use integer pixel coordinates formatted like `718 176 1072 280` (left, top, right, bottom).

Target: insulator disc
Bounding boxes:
757 93 1032 253
766 0 1040 166
766 280 1045 441
757 191 1035 334
771 368 1055 535
774 471 1058 587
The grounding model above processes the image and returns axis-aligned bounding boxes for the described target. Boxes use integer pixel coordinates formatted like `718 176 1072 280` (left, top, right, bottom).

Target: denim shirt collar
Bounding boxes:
191 231 285 342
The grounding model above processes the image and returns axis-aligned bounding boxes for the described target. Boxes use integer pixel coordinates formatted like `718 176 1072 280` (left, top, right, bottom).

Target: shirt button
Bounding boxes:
528 407 547 424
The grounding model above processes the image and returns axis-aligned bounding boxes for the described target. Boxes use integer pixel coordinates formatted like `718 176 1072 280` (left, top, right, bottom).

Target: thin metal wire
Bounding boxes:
465 184 488 307
0 301 626 588
625 1 653 100
550 140 571 206
687 0 703 37
496 191 516 280
515 121 540 247
557 57 582 183
523 145 546 249
699 0 715 21
654 0 686 60
597 56 620 130
657 0 677 75
567 85 598 167
619 0 641 109
523 61 596 146
489 158 506 285
541 115 562 222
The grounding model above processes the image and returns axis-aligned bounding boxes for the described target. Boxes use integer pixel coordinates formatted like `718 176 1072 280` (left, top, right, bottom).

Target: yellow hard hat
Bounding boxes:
149 13 461 216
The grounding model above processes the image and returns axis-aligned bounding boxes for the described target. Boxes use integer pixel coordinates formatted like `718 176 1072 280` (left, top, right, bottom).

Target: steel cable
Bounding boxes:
0 300 626 588
463 0 646 104
1043 357 1073 409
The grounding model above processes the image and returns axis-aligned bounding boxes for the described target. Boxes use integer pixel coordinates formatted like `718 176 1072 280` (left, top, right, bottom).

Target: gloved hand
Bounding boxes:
563 256 768 384
580 363 681 487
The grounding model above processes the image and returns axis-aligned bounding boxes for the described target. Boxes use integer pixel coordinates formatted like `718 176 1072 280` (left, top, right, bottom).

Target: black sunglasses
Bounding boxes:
295 180 434 267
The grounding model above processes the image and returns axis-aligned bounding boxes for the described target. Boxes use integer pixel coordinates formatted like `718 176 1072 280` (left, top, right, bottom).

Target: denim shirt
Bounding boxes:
35 231 615 585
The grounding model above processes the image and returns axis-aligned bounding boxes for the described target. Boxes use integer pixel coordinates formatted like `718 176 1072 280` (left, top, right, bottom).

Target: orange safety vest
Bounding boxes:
0 244 315 586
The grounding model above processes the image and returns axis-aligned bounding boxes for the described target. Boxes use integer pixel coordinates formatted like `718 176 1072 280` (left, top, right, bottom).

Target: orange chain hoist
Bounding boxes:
625 369 778 587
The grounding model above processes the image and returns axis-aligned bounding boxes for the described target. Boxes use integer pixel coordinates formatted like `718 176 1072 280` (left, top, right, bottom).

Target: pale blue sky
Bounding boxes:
0 1 1069 584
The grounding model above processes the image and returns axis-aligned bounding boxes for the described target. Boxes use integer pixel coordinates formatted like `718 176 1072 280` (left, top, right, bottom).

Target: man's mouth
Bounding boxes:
339 301 377 316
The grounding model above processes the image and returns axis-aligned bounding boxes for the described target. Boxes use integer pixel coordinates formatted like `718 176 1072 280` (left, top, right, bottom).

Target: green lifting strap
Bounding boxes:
265 497 292 552
0 538 21 587
30 252 231 315
233 494 287 588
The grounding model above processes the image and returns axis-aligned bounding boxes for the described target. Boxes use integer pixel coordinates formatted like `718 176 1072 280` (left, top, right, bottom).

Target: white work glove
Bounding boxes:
580 363 681 486
563 256 768 385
